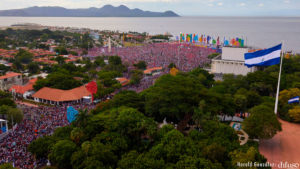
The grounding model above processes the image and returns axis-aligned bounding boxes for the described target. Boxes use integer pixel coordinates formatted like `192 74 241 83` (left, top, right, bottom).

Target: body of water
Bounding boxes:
0 16 300 53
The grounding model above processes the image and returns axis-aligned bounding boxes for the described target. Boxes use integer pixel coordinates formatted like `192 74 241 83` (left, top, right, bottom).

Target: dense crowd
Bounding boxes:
0 43 218 168
0 103 95 169
124 73 164 93
87 43 217 72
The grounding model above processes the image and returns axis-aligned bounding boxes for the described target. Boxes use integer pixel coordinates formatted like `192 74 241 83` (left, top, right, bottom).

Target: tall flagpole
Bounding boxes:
274 43 284 114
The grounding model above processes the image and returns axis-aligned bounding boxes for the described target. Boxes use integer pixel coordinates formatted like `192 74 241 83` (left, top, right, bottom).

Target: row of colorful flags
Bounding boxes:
176 33 245 47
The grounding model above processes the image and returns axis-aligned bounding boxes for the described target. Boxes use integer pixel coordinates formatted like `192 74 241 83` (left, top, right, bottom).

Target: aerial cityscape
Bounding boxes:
0 1 300 169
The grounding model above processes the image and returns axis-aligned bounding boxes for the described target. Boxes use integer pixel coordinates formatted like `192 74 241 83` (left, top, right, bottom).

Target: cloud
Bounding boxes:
283 0 290 3
217 2 223 6
258 3 264 7
239 2 246 6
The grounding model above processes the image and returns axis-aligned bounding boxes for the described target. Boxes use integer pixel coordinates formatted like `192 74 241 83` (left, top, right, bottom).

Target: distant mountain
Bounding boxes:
0 5 179 17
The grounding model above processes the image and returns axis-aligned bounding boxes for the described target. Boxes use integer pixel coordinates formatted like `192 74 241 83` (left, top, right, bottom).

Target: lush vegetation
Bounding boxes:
0 28 94 50
28 65 283 169
0 91 23 127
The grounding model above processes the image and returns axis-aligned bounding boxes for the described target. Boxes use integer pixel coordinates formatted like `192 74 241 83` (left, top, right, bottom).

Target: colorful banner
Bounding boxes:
178 33 245 48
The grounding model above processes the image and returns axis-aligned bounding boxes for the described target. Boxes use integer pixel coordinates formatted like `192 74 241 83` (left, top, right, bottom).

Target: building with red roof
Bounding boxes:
144 67 163 75
32 85 92 105
9 78 37 98
116 77 130 86
0 72 22 91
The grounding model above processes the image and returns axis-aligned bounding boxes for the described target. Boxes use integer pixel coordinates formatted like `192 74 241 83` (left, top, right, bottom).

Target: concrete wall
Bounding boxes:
222 47 249 61
0 75 22 91
211 60 255 76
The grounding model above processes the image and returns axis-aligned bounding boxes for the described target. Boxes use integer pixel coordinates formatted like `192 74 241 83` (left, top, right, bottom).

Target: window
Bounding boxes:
4 78 7 81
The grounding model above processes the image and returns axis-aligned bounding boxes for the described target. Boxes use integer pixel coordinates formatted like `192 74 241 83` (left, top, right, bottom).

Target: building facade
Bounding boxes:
0 72 22 91
211 47 257 76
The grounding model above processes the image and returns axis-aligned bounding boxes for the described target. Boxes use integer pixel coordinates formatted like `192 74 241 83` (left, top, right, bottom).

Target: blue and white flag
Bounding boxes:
288 96 300 104
244 44 282 68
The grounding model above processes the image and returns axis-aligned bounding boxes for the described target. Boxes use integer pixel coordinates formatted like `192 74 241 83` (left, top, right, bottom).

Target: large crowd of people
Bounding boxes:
0 103 95 168
87 43 217 72
0 42 218 168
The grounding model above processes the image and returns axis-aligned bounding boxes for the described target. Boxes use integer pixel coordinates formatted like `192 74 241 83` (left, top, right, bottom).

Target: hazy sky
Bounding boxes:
0 0 299 16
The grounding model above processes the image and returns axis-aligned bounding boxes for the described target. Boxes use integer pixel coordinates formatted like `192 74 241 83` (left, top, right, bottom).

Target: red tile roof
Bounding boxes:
32 85 92 102
144 67 163 74
0 72 22 80
9 78 37 94
116 77 130 86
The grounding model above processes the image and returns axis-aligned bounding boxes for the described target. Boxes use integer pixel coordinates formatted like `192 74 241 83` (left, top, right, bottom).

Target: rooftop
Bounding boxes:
32 85 92 102
0 72 22 80
9 78 37 94
144 67 163 74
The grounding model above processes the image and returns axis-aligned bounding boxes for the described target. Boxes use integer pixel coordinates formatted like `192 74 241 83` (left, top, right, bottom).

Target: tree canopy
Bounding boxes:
243 104 281 139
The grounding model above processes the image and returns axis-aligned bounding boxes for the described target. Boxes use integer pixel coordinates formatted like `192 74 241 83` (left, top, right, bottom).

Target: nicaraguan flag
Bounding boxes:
288 96 300 104
244 44 282 68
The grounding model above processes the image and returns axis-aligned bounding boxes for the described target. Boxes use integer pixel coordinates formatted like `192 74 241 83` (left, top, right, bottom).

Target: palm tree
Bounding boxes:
75 109 89 127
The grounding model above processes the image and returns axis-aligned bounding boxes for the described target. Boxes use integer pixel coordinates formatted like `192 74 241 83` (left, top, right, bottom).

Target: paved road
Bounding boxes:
259 118 300 169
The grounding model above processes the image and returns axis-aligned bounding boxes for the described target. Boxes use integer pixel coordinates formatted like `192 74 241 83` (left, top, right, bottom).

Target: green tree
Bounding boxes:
133 61 147 70
28 136 56 159
118 151 165 169
70 127 85 145
0 98 16 107
13 60 23 71
34 72 82 90
48 140 77 169
243 105 281 139
0 105 23 125
55 56 66 65
192 100 211 129
15 49 33 64
143 74 204 122
110 90 144 112
288 106 300 122
55 46 68 55
94 56 106 67
230 147 269 169
74 109 90 128
168 63 176 69
130 70 143 85
27 62 40 74
0 163 17 169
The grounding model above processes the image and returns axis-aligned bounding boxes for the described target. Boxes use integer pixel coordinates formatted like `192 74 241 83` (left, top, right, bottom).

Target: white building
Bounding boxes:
211 47 257 76
0 72 22 91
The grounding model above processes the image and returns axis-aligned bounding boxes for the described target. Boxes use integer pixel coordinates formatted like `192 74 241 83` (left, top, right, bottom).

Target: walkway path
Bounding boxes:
238 129 249 145
15 101 38 107
259 118 300 169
